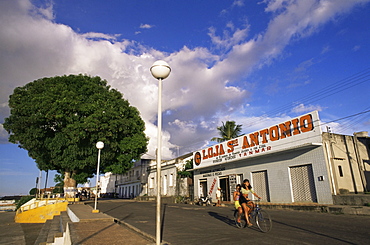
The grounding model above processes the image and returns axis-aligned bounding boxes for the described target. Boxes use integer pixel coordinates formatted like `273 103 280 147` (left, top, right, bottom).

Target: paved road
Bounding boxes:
0 211 43 245
89 200 370 245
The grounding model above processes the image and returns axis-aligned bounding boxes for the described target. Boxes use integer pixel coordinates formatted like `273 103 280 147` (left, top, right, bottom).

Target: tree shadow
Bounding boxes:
102 203 130 213
77 222 116 244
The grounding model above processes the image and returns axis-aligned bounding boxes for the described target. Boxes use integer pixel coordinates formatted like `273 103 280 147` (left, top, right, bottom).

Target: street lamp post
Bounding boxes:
93 141 104 213
150 60 171 245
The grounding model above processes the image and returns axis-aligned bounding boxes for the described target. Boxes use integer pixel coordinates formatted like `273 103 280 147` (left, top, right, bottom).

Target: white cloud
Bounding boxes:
321 45 331 54
294 58 315 73
81 32 119 41
232 0 245 7
291 103 323 113
140 24 154 29
352 45 361 51
0 124 9 144
208 24 250 51
33 0 54 20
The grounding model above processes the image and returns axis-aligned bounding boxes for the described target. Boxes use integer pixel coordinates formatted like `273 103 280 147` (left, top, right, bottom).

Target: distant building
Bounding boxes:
0 196 22 211
112 159 154 198
99 154 194 200
147 153 193 198
99 172 116 194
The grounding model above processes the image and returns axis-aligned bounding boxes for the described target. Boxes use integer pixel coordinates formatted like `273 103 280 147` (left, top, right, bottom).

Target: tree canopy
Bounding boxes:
211 121 243 143
4 74 148 186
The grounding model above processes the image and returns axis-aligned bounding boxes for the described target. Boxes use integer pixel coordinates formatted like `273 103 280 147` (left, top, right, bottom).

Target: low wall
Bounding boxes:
332 194 370 206
15 201 68 223
135 196 176 203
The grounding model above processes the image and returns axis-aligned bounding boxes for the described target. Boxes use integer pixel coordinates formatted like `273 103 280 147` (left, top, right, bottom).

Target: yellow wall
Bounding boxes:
15 201 68 223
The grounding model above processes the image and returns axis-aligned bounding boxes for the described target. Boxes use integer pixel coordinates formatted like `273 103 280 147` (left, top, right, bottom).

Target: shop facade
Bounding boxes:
192 111 335 204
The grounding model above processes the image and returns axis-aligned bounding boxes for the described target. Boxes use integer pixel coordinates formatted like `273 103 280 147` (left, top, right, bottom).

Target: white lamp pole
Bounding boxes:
93 141 104 213
150 60 171 245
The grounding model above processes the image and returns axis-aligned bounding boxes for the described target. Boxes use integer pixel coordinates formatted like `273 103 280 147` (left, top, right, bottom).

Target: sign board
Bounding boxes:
193 111 322 169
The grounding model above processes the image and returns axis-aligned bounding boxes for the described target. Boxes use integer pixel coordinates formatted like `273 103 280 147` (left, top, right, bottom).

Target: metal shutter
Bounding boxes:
252 170 270 202
290 164 317 203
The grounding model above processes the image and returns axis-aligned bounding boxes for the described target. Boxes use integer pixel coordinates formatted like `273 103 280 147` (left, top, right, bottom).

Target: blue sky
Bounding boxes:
0 0 369 196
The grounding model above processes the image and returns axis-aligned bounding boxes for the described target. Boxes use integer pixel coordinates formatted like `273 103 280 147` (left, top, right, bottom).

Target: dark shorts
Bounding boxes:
239 195 253 207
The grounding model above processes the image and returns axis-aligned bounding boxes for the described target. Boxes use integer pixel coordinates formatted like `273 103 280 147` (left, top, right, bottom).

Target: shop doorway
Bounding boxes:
290 164 317 203
219 177 230 201
199 180 208 197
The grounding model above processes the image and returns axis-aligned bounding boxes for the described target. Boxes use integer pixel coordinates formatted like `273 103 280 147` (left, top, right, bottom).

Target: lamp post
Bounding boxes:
93 141 104 213
150 60 171 245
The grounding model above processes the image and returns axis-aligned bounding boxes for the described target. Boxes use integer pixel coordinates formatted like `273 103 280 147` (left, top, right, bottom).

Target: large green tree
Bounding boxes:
211 121 243 143
4 74 148 189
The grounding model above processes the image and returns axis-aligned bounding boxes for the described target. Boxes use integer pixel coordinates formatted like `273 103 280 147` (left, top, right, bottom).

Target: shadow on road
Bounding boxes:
77 222 116 244
161 204 167 243
273 219 355 244
95 201 131 213
208 211 235 227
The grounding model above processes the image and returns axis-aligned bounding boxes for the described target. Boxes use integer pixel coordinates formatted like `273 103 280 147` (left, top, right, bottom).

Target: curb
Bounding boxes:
114 219 170 245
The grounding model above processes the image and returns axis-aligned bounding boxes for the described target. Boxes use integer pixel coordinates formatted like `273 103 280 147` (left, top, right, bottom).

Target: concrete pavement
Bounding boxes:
68 203 156 244
0 211 26 244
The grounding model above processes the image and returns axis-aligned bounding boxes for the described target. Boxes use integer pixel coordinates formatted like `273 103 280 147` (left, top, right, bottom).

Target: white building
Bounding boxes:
99 172 116 194
147 153 193 197
115 159 154 198
191 111 370 205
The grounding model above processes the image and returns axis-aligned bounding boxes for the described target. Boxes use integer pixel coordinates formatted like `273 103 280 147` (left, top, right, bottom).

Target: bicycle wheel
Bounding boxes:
255 209 272 232
234 210 246 228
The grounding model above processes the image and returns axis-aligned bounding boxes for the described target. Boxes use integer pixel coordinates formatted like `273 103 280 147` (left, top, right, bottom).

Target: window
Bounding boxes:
149 177 154 188
237 174 243 184
169 174 174 186
338 165 344 177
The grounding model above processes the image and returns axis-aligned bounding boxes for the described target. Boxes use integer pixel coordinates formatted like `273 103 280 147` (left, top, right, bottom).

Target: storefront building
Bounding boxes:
192 111 370 205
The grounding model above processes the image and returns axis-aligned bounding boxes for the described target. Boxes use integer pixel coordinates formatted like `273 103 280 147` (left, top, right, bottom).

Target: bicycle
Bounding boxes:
234 199 272 232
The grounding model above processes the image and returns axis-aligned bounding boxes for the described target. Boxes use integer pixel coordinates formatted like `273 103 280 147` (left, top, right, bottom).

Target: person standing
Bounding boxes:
216 187 222 207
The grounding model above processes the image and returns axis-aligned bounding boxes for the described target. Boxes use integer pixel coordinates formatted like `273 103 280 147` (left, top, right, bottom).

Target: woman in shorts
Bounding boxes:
239 179 261 227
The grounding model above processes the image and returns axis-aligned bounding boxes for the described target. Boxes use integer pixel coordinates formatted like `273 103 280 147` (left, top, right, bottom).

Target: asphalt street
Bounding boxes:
88 200 370 245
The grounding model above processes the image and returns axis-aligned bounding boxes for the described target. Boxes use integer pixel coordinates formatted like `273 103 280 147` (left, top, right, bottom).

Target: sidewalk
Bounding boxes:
258 202 370 215
68 204 155 245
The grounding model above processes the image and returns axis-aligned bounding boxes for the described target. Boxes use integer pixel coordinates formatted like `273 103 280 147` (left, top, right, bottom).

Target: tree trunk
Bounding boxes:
64 171 77 198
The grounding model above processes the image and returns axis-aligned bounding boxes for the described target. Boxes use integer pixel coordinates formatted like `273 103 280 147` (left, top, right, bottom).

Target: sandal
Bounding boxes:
247 223 253 227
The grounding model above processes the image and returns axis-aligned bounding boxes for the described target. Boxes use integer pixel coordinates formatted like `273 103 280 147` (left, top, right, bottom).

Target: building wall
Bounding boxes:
193 145 334 204
115 159 155 198
147 154 193 197
147 163 178 196
322 132 369 194
99 172 116 194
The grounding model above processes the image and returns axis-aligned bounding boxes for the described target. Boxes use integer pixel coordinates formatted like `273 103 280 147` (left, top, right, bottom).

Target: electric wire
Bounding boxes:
242 67 370 133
